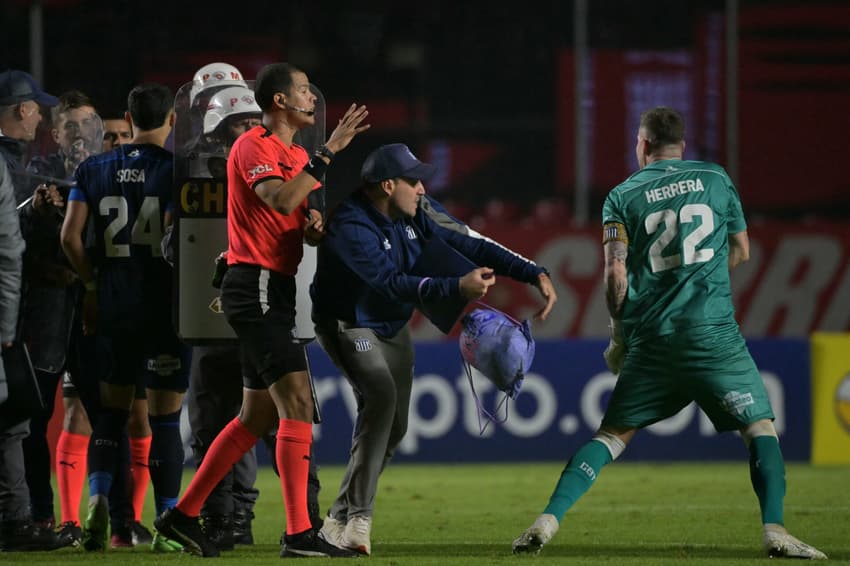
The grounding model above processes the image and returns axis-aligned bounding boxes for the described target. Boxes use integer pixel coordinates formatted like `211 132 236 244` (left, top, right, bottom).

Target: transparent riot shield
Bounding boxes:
292 84 326 341
15 109 103 207
15 110 103 373
174 79 326 343
173 78 233 342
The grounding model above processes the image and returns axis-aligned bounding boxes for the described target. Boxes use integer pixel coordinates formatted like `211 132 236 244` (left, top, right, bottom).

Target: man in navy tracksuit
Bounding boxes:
310 143 557 556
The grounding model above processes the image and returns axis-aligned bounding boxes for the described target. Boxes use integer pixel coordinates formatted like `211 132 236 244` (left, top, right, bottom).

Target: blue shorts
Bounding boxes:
97 323 190 392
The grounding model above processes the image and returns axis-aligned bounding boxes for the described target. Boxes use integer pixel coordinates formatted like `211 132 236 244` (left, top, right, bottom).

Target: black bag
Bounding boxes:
0 341 43 428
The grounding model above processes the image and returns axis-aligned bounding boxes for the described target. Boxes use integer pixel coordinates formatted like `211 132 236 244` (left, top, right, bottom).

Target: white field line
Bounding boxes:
569 504 850 512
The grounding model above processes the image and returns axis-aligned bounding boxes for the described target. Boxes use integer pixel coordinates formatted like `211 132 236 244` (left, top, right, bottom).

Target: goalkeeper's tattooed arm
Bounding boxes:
602 222 628 319
602 223 628 375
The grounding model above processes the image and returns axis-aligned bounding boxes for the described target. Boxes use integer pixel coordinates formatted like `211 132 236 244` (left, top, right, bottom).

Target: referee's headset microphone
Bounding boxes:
283 101 315 116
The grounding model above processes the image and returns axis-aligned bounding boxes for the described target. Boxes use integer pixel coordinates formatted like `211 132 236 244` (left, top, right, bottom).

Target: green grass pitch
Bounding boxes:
11 462 850 565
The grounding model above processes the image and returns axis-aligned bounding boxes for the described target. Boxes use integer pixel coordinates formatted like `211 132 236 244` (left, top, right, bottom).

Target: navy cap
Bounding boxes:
361 143 436 183
0 70 59 107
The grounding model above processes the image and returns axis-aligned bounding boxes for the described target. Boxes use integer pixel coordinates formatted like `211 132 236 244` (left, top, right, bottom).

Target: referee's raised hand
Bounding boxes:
324 104 370 154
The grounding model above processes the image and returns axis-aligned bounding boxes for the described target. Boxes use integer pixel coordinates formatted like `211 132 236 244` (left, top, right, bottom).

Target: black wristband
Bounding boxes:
303 156 328 181
315 144 335 160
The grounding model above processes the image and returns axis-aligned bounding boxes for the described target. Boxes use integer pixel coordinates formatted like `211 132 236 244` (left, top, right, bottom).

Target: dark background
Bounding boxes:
3 0 849 222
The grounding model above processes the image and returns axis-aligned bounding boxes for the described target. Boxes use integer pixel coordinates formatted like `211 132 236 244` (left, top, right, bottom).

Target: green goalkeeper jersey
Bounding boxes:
602 159 747 346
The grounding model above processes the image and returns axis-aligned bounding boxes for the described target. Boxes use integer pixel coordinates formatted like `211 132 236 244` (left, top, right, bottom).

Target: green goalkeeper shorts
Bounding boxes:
601 323 775 432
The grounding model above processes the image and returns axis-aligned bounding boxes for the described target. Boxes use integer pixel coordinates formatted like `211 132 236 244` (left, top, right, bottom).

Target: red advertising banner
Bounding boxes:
408 221 850 341
556 3 850 214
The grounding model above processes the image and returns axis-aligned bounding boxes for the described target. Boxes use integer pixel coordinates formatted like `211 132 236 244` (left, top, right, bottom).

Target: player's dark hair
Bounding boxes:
51 90 96 124
127 83 173 131
254 62 304 112
639 107 685 152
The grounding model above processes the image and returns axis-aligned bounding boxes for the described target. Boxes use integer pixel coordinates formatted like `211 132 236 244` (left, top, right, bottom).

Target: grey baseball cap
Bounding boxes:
0 70 59 107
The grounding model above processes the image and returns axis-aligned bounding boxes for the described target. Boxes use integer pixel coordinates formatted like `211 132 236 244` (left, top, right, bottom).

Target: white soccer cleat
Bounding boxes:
318 514 346 548
341 515 372 556
763 525 827 560
512 513 559 555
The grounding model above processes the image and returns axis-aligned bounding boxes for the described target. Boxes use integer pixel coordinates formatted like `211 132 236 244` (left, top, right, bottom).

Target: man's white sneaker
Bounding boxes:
341 515 371 556
512 513 559 555
318 514 345 548
764 525 827 560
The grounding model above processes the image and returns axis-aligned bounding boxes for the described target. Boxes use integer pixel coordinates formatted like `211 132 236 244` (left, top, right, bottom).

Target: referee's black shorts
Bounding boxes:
220 264 307 389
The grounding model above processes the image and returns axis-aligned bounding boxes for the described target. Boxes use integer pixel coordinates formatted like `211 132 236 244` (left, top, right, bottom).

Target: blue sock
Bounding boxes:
748 435 786 525
89 471 113 499
543 439 613 521
148 410 184 516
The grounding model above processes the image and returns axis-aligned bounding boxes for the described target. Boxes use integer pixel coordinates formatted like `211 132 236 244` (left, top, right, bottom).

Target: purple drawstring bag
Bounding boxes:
459 304 535 434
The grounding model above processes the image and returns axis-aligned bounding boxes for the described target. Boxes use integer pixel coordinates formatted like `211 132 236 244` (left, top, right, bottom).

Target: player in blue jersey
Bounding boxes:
60 83 189 553
23 91 153 549
512 107 827 560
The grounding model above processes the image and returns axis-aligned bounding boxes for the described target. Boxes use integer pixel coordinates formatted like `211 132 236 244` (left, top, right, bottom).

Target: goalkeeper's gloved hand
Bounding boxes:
603 319 626 375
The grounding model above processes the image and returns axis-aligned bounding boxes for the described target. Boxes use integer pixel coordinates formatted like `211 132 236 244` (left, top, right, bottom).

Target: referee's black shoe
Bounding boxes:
280 528 358 558
202 514 235 551
154 507 219 557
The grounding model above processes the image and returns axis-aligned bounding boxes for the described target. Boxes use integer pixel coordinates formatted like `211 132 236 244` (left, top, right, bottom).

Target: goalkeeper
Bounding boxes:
513 106 827 560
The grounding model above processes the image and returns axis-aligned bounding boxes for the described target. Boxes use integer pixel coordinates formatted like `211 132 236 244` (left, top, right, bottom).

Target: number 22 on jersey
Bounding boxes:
645 203 714 273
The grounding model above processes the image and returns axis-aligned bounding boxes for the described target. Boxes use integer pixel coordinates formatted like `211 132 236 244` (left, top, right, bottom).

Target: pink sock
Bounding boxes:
176 418 257 517
56 431 89 525
129 435 151 521
276 419 313 535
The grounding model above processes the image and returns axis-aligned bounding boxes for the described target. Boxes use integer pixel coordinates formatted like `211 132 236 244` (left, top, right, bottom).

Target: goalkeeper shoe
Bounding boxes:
512 513 559 555
763 525 827 560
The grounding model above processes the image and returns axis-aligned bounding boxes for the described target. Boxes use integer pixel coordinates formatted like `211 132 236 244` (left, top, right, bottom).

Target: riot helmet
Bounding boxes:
188 62 247 109
202 86 261 141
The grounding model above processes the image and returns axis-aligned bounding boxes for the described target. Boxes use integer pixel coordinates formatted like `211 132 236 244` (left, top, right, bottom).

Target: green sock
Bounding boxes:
748 435 786 525
543 439 613 520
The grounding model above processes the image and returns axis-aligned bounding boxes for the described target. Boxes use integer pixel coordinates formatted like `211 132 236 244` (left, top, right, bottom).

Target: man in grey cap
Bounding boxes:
0 69 66 551
0 70 59 189
311 143 556 556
